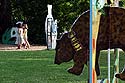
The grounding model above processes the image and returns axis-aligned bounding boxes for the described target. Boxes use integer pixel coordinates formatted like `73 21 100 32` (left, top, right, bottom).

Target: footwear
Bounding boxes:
17 45 21 49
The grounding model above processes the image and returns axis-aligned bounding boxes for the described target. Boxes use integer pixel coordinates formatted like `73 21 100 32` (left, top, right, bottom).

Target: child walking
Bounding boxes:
23 21 30 49
16 22 24 49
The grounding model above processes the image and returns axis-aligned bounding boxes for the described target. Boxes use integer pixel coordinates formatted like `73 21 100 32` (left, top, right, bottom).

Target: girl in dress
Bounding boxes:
16 22 24 49
23 22 30 49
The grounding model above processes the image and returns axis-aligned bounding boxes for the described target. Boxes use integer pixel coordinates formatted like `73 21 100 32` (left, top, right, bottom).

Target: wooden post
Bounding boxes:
92 0 101 82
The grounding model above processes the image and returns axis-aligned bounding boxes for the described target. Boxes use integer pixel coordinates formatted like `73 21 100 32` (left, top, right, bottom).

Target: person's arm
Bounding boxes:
26 24 28 29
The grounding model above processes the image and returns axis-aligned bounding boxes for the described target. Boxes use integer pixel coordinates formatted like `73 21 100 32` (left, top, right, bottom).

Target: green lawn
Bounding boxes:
98 51 125 83
0 50 88 83
0 50 125 83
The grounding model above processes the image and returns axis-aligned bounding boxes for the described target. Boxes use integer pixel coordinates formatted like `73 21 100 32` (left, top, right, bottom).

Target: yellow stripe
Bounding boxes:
69 31 82 52
76 47 82 51
74 42 78 46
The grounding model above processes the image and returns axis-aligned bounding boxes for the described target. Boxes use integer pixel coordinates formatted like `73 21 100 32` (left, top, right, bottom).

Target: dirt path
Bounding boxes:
0 44 47 51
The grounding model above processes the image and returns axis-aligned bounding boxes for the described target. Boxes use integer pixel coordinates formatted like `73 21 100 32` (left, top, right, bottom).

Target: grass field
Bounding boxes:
99 50 125 83
0 50 125 83
0 50 88 83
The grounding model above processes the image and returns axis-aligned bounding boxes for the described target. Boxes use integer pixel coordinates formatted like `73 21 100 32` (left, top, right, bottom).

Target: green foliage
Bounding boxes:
119 0 125 7
10 0 89 44
52 0 90 33
11 0 48 44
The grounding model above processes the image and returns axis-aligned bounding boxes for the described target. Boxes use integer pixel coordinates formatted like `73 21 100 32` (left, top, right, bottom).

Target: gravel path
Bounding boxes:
0 44 47 51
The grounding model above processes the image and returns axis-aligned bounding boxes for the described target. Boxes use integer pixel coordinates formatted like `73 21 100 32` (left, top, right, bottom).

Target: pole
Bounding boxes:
112 48 119 83
108 48 111 83
47 18 53 49
45 4 54 49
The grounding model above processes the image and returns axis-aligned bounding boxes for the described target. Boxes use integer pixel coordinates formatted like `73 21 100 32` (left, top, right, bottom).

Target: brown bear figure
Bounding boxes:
55 7 125 76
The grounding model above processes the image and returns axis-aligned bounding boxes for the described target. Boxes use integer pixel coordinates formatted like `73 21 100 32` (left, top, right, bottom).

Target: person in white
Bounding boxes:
16 21 24 49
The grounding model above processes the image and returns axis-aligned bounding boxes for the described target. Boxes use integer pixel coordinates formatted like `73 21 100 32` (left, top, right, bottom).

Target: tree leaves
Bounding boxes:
11 0 89 44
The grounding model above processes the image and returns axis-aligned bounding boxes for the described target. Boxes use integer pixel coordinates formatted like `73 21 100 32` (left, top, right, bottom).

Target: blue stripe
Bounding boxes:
89 0 92 82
